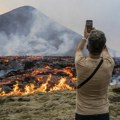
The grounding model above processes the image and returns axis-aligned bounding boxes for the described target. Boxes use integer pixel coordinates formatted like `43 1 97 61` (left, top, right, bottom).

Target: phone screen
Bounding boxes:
86 20 93 33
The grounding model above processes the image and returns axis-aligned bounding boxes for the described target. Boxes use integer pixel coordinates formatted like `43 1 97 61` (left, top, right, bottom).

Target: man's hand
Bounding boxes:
84 26 90 39
84 27 95 39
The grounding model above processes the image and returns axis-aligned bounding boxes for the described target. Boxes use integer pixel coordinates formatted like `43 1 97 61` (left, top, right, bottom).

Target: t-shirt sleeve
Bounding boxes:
104 56 115 69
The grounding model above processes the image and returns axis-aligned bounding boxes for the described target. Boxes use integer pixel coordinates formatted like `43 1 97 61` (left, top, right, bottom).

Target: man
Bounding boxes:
75 27 115 120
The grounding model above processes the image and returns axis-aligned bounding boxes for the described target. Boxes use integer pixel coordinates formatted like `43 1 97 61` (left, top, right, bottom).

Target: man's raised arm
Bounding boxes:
102 45 115 66
75 38 86 56
102 45 111 58
75 27 89 62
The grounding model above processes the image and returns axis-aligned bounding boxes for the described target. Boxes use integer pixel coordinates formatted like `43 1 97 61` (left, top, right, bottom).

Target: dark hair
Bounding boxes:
88 30 106 55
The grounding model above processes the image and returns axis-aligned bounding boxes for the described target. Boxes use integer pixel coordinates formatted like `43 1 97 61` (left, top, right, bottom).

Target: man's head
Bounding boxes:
87 30 106 56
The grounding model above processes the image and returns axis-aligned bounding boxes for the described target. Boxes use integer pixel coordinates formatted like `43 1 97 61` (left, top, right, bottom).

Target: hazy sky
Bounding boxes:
0 0 120 52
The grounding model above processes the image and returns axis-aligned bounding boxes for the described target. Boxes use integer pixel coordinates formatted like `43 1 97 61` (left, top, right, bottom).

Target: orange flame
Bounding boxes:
50 77 74 92
0 65 76 96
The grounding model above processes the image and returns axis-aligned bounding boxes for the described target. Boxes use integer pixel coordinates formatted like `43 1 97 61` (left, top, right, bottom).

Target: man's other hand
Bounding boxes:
84 27 95 39
84 26 90 39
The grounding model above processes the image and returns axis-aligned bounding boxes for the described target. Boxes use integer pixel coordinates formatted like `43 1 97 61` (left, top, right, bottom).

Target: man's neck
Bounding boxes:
89 53 101 59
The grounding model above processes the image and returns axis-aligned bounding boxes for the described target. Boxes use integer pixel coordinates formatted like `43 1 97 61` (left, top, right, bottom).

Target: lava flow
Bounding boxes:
0 56 77 96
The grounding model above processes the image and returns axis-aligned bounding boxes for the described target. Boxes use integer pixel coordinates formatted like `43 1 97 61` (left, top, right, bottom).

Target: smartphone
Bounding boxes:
86 20 93 33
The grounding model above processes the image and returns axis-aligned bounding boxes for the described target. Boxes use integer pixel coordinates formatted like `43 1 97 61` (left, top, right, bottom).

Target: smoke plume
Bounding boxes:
0 6 81 56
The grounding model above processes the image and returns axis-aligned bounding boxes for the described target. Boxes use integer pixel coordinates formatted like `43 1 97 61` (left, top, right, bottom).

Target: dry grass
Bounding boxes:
0 87 119 120
0 90 76 120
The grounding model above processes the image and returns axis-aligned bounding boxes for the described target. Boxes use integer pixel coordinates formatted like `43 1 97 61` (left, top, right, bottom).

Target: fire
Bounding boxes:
0 56 77 96
24 83 35 95
0 79 75 96
44 66 51 69
50 77 74 91
34 74 52 93
62 67 73 77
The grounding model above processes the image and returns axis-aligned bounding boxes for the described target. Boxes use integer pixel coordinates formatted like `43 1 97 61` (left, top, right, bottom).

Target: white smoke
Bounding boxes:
0 8 81 56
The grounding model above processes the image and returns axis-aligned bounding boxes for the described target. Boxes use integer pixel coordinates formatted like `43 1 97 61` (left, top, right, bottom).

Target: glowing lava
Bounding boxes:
0 65 76 96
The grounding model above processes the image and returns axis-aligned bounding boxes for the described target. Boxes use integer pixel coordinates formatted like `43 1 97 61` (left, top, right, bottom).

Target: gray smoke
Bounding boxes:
0 7 82 56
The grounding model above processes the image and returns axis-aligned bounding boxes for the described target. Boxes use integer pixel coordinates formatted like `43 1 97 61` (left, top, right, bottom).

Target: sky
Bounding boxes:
0 0 120 52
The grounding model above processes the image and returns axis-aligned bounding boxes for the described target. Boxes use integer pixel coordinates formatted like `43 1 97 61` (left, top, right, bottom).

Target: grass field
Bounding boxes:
0 86 120 120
